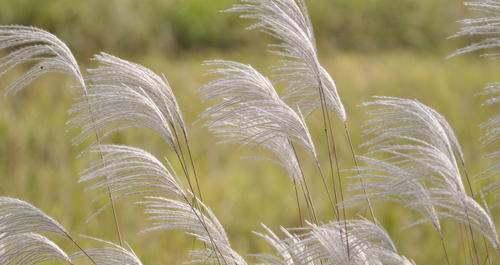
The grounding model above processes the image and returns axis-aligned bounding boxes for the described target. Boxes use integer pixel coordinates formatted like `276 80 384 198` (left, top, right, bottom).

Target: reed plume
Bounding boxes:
359 96 499 265
71 52 204 202
255 219 413 265
2 1 500 264
0 233 72 265
143 197 247 265
227 0 345 118
71 236 143 265
200 60 322 221
228 0 375 225
0 197 97 265
451 0 500 57
0 26 85 95
479 84 500 204
80 144 245 264
200 60 316 182
0 26 124 245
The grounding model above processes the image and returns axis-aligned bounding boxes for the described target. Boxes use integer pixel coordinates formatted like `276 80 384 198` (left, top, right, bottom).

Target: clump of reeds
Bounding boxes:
0 1 498 265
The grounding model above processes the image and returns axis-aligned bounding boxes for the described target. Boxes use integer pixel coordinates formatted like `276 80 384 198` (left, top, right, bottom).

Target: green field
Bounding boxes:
0 0 499 265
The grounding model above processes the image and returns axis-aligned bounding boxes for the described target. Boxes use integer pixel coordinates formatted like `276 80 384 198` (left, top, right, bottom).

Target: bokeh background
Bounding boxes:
0 0 499 264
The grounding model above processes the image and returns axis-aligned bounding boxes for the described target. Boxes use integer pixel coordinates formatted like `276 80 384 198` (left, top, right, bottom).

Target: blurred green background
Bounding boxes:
0 0 498 264
0 0 466 56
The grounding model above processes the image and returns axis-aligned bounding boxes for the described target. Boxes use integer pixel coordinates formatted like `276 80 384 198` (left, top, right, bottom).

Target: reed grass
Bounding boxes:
0 1 499 265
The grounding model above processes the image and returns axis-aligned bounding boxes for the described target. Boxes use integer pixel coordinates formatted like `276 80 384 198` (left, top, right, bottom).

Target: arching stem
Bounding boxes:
344 122 376 221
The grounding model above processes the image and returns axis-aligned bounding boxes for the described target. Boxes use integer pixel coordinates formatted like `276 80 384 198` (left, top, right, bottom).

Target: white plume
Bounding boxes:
200 60 315 183
70 53 185 150
0 233 71 265
227 0 347 120
143 196 247 265
360 96 499 249
0 25 85 95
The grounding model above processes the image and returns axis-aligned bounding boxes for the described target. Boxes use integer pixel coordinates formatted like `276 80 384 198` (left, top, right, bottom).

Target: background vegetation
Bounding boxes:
0 0 497 264
0 0 466 56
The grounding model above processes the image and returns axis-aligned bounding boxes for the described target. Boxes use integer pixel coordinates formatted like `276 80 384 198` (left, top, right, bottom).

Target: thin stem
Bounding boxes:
181 126 204 202
481 237 493 265
299 181 316 222
466 224 476 265
459 223 471 265
173 141 221 263
326 119 350 259
106 184 123 246
180 193 227 265
173 146 195 197
63 231 98 265
439 233 452 265
316 91 341 220
314 159 338 221
170 126 203 212
168 125 224 264
463 199 481 265
344 122 376 221
170 122 196 197
167 121 226 265
80 79 123 246
460 159 475 198
481 251 491 265
293 178 304 226
314 70 350 259
460 159 493 265
290 140 318 223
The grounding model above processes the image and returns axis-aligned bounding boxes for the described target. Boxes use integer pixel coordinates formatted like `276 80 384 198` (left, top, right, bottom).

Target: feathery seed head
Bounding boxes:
0 233 71 265
201 60 316 183
228 0 347 121
0 25 85 95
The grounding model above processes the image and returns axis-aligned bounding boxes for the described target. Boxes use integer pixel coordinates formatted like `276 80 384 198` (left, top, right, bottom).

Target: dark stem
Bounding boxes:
481 240 492 265
63 231 98 265
460 159 492 265
314 159 339 221
181 126 204 202
293 178 304 226
344 122 376 221
290 140 319 223
325 119 350 259
439 233 452 265
180 193 227 265
106 184 123 246
170 121 197 198
170 127 222 264
459 159 475 198
80 79 123 246
314 70 350 259
459 223 471 265
299 177 317 223
315 89 341 220
463 199 481 265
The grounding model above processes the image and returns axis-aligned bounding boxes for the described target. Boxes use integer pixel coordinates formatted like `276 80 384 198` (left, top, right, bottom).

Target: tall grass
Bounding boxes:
0 0 498 265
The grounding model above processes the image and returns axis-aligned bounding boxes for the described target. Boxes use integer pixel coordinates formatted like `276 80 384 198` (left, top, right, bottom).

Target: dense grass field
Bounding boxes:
0 47 499 264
